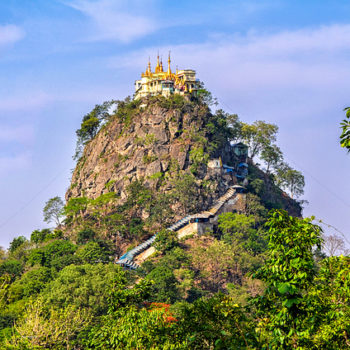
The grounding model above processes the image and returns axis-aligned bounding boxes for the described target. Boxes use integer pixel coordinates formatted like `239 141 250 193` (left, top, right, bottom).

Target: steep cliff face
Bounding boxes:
247 163 302 217
66 97 240 218
66 96 302 223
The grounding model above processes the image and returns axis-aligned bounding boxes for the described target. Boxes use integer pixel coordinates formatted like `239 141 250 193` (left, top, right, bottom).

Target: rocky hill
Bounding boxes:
66 94 301 232
66 96 243 218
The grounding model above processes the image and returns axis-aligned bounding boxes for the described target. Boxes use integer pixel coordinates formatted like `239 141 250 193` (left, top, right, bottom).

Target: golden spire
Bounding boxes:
147 57 151 75
160 56 164 72
155 52 160 73
167 51 172 76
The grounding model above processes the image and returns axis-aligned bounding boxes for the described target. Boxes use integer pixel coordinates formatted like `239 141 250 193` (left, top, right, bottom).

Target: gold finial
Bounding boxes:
160 55 164 72
147 57 151 75
167 51 172 75
155 52 160 73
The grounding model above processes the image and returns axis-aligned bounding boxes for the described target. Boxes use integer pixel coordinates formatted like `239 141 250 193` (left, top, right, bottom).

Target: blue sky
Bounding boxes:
1 0 350 248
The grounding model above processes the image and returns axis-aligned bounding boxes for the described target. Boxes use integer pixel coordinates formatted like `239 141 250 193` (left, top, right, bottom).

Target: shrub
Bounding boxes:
154 229 179 253
77 228 96 245
0 260 23 281
75 242 110 264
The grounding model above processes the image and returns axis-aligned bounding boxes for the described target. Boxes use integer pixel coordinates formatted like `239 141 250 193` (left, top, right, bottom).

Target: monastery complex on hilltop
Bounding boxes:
134 53 199 99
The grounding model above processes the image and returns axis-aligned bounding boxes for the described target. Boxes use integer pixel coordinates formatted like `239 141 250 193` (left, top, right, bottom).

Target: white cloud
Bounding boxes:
0 25 25 46
63 0 157 42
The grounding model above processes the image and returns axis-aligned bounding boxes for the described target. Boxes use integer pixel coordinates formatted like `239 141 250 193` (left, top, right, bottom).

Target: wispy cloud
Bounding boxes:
63 0 157 43
110 23 350 121
107 22 350 239
0 25 25 46
0 92 51 112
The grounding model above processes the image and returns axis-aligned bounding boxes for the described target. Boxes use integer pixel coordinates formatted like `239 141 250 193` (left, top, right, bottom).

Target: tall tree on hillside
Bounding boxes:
340 106 350 152
74 100 116 160
275 163 305 198
239 121 278 160
260 144 283 173
43 196 64 227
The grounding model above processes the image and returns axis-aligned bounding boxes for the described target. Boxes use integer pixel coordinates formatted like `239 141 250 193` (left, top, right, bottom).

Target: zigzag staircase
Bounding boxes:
116 186 242 270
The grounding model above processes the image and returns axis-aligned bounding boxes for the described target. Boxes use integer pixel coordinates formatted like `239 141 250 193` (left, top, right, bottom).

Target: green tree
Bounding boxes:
74 101 116 160
0 247 5 262
205 109 240 152
239 120 278 160
171 173 199 213
146 265 180 303
64 196 90 226
226 112 242 142
218 212 266 256
197 81 218 107
8 236 27 254
8 266 52 301
77 228 96 244
0 260 23 281
5 298 91 350
30 228 52 244
154 229 179 253
340 106 350 151
191 238 251 292
260 144 283 173
189 146 209 174
27 240 77 270
87 305 183 349
86 272 177 349
75 241 110 264
174 294 257 349
244 193 268 222
304 255 350 349
218 212 256 243
253 210 323 349
43 196 64 226
89 192 119 232
275 163 305 198
42 264 119 315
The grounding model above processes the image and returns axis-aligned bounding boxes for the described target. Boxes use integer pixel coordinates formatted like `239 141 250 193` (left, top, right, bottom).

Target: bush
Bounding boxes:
75 242 110 264
0 260 23 280
31 229 51 244
154 229 179 253
27 240 77 270
8 236 27 254
42 264 119 315
77 228 96 245
146 265 180 303
8 267 52 300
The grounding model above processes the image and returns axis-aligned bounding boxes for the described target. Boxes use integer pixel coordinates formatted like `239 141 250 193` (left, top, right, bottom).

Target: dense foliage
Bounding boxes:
340 106 350 151
1 209 348 349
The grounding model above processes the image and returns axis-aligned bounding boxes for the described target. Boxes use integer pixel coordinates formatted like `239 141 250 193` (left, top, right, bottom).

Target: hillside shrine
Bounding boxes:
134 53 199 99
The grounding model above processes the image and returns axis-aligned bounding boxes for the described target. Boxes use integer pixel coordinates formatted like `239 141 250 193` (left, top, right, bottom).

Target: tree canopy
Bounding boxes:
43 196 64 226
340 106 350 152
